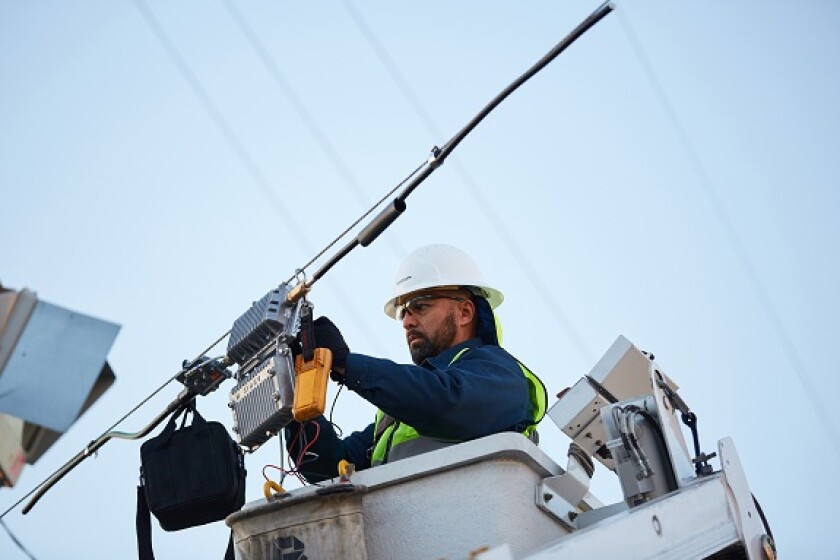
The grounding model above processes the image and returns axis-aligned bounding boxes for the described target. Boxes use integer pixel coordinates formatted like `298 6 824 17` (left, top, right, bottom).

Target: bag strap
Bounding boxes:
225 532 235 560
156 405 189 445
176 401 207 429
189 405 207 427
136 485 155 560
136 401 235 560
159 416 179 439
158 403 207 442
137 484 236 560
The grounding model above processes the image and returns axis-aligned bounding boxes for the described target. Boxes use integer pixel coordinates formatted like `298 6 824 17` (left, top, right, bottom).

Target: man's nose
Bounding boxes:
402 311 417 329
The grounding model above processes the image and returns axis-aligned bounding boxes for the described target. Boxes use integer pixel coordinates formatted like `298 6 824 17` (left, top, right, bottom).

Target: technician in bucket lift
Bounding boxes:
285 244 547 482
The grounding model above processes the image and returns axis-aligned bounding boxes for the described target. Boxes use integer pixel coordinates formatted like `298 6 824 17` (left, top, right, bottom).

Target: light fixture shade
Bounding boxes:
0 288 119 433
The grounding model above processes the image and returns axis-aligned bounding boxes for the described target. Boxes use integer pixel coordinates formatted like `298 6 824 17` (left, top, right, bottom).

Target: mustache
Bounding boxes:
406 329 426 341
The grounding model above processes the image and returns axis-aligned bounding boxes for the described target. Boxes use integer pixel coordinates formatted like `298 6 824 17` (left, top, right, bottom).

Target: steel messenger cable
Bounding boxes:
0 1 614 522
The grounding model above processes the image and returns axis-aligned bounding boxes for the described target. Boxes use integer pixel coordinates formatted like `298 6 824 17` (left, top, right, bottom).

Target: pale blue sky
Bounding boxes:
2 1 838 558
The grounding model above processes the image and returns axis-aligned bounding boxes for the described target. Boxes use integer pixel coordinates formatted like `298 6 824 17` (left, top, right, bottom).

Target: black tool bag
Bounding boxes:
137 404 246 559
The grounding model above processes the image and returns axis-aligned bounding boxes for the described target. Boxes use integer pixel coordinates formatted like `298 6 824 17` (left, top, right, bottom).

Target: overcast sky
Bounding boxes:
2 1 839 558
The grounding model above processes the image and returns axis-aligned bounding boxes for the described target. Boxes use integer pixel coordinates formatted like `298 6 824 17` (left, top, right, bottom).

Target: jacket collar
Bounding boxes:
473 296 500 346
423 338 482 369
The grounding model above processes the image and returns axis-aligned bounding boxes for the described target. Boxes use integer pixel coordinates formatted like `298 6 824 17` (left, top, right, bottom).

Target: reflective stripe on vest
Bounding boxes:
520 360 547 438
370 348 547 466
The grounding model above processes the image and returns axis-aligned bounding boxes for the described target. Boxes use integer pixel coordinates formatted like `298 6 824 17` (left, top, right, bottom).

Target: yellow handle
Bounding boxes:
263 479 285 499
293 348 333 422
338 459 355 480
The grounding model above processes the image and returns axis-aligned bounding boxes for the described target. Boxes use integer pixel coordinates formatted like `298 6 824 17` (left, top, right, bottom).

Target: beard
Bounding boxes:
408 311 457 365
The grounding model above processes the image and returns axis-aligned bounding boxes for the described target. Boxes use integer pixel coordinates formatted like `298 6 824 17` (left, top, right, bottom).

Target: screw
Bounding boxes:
760 535 776 560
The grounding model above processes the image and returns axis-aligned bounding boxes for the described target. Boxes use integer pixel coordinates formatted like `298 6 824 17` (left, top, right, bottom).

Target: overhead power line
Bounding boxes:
616 8 840 458
1 519 37 559
341 0 594 364
132 0 303 236
132 0 385 353
220 0 405 259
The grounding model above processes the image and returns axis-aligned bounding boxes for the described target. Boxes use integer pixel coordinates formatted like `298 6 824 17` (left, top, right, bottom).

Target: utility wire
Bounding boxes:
221 0 406 263
133 0 385 353
0 519 37 560
341 1 594 364
286 158 428 283
1 5 258 515
616 8 840 458
133 0 303 237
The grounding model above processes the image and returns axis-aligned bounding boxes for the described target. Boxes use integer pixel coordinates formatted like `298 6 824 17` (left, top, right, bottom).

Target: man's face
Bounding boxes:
399 293 462 365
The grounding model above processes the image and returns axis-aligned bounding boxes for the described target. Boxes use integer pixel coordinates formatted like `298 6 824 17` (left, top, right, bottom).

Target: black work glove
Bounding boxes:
311 316 349 379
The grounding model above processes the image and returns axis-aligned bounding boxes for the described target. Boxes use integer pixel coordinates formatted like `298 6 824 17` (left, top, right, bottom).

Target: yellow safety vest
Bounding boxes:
370 348 547 466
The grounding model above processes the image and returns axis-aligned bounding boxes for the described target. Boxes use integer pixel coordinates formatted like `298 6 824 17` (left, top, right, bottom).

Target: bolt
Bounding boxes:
760 535 776 560
543 493 553 502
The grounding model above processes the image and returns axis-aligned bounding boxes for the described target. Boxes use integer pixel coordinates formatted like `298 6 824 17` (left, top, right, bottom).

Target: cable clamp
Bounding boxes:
427 145 441 164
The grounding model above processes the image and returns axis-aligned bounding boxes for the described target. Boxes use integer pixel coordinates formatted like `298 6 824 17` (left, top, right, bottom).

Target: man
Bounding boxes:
285 244 546 482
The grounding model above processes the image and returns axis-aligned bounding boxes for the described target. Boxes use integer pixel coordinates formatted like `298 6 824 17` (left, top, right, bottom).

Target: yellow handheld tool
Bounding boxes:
263 479 285 500
338 459 355 482
292 347 332 422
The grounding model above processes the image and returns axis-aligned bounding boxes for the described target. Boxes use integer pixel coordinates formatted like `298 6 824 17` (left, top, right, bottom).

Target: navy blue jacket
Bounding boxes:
285 337 533 483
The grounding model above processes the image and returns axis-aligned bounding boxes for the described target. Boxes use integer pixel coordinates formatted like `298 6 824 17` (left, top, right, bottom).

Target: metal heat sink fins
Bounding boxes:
227 287 288 365
229 354 294 448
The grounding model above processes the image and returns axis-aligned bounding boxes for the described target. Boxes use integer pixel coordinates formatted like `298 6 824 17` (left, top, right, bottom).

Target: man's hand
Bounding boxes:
310 316 349 380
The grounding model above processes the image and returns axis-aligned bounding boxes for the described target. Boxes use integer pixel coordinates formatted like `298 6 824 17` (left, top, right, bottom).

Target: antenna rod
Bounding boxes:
292 2 615 299
403 2 615 200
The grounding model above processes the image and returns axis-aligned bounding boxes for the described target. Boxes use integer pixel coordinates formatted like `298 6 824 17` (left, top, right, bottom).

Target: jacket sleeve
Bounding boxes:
285 417 373 483
343 345 532 441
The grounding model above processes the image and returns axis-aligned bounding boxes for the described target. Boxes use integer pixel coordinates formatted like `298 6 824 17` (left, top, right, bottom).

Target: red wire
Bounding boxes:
286 423 304 478
297 420 321 465
283 421 322 485
262 464 284 481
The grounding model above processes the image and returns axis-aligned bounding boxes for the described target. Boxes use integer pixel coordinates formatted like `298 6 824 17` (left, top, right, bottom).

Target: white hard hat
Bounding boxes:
384 244 504 318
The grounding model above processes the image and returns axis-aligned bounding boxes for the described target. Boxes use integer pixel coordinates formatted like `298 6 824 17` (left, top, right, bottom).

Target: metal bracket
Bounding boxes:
176 356 231 396
648 363 696 485
536 455 592 530
719 437 773 560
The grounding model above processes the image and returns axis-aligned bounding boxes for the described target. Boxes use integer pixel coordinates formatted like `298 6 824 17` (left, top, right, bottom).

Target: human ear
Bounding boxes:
458 299 476 327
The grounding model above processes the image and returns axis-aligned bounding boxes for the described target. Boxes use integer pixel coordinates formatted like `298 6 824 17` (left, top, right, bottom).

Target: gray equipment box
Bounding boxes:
227 433 599 560
228 352 295 449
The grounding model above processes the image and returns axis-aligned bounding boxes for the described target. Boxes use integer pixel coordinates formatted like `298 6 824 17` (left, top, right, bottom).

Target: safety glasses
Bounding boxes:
395 294 466 321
